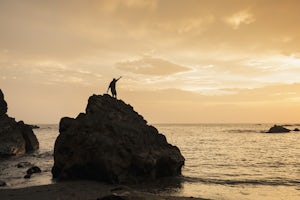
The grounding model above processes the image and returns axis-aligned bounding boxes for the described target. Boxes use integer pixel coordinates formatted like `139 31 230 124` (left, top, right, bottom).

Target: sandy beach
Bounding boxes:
0 180 208 200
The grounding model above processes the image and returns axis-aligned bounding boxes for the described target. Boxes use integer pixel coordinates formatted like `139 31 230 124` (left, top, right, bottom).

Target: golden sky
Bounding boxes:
1 0 300 123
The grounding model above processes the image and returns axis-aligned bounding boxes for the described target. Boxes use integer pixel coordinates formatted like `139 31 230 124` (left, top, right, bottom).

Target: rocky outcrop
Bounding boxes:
0 90 7 116
0 89 39 157
267 125 291 133
52 94 185 183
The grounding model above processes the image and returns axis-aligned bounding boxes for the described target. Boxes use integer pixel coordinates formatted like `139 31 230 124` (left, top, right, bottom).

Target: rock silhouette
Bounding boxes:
267 125 291 133
0 89 39 157
0 180 6 187
52 94 185 183
24 166 42 179
0 90 7 116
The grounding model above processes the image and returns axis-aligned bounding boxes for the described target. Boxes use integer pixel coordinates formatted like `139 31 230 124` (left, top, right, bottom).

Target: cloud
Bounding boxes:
225 10 255 29
122 0 158 9
1 0 300 61
126 83 300 104
1 1 300 91
0 62 103 86
123 83 300 123
116 56 191 76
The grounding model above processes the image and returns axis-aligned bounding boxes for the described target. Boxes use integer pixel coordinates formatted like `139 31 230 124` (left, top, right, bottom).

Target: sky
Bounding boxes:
1 0 300 124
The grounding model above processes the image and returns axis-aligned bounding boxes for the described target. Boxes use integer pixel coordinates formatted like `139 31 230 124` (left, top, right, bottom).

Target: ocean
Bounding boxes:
1 123 300 200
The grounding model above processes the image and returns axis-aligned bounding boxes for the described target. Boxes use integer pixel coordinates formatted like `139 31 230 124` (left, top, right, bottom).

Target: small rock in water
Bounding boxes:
27 166 41 175
0 180 6 186
24 166 41 179
29 124 40 129
16 161 33 168
266 125 290 133
24 174 31 179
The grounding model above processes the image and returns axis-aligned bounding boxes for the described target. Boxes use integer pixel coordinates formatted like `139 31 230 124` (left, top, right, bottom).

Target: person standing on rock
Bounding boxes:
107 76 122 98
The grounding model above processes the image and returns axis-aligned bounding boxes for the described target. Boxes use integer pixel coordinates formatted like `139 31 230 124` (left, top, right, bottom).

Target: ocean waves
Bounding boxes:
182 176 300 186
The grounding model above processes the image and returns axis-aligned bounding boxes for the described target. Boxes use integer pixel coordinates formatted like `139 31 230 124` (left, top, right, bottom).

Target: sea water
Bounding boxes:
1 123 300 200
156 124 300 200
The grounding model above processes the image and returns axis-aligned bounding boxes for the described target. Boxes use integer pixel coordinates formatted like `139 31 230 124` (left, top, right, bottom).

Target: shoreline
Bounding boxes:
0 180 209 200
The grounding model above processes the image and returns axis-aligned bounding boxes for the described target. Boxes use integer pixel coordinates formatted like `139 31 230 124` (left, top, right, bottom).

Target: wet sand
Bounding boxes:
0 180 208 200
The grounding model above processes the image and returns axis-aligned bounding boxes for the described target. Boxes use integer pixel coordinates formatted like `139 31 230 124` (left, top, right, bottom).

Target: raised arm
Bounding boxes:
116 76 122 81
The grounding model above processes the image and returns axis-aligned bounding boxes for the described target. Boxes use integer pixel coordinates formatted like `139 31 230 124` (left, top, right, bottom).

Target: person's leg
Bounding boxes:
111 88 116 98
113 92 117 98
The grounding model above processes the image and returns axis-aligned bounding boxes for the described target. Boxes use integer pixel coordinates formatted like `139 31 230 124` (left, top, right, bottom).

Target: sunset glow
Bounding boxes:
1 0 300 123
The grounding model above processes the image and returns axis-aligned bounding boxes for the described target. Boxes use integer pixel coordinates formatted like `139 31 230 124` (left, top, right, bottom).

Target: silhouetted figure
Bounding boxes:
107 76 122 98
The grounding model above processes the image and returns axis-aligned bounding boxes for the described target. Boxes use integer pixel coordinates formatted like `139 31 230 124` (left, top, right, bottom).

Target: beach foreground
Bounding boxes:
0 180 207 200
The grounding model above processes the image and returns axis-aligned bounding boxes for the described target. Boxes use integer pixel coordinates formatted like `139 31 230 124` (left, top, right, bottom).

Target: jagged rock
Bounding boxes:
0 89 39 157
52 94 185 183
267 125 291 133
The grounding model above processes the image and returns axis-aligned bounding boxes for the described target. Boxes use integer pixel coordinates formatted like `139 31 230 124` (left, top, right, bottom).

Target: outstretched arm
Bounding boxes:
116 76 122 81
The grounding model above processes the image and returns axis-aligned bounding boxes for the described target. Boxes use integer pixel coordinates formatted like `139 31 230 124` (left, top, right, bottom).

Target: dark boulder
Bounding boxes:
267 125 291 133
24 166 42 179
294 128 300 132
24 174 31 179
0 89 39 157
52 94 185 183
27 166 42 175
0 180 6 187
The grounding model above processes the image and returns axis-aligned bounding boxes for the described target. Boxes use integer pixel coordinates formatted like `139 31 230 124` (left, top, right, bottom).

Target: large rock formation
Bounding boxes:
52 94 185 183
0 90 39 157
